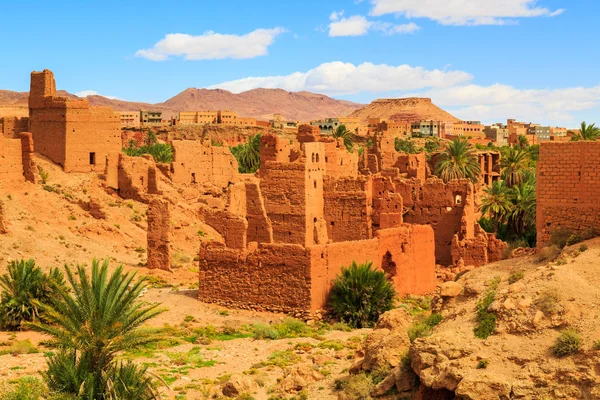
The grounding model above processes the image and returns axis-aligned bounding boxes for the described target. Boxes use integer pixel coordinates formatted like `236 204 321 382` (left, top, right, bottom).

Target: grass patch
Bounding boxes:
408 313 443 342
474 290 497 339
534 289 561 315
398 296 432 316
536 245 562 263
171 251 192 268
253 350 301 369
552 329 581 357
508 271 524 284
167 347 216 368
317 340 345 351
252 318 325 340
0 340 39 356
333 373 372 400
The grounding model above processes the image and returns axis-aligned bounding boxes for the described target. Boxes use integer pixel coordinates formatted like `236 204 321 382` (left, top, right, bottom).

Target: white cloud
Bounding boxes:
135 28 285 61
328 10 420 36
209 61 472 95
75 90 120 100
416 84 600 123
369 0 564 25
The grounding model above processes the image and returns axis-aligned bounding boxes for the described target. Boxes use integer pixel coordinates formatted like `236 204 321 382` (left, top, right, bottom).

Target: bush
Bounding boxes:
579 244 589 253
123 133 174 164
552 329 581 357
0 259 65 330
550 229 573 249
329 261 396 328
476 359 488 369
408 313 443 342
534 289 561 315
535 245 561 263
334 373 372 400
0 376 45 400
474 290 497 339
508 271 524 284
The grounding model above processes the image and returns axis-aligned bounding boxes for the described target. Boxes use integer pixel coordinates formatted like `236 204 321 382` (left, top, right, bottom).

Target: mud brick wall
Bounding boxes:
1 117 29 138
20 132 37 183
0 200 7 234
323 176 373 242
117 154 159 203
147 197 171 270
199 243 313 313
537 142 600 246
394 178 475 266
0 137 24 182
171 140 239 187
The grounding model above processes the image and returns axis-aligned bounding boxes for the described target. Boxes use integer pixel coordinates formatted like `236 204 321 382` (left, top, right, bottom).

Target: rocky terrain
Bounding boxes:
0 87 363 121
350 98 460 124
344 240 600 400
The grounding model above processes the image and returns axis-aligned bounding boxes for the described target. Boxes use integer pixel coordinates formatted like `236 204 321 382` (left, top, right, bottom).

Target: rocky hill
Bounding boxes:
350 98 459 124
0 88 363 122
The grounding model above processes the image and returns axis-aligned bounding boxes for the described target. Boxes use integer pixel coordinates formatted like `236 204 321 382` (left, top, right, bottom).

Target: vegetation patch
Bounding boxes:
552 329 581 357
474 289 497 339
534 289 561 315
408 313 443 342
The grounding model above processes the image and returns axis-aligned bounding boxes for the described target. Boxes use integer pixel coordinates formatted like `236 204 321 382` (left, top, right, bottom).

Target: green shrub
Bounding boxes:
508 271 524 284
550 229 572 249
0 339 39 355
408 313 443 342
566 234 582 247
252 323 280 340
474 290 497 339
0 376 45 400
579 244 589 253
333 373 372 400
0 259 66 330
592 340 600 351
535 289 561 315
552 329 581 357
476 359 488 369
123 134 174 164
37 166 50 185
329 261 396 328
535 245 561 263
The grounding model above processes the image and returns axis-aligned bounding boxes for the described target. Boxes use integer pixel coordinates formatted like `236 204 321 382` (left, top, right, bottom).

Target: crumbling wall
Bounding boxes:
199 243 313 314
147 197 171 271
304 142 328 246
20 132 37 183
323 176 372 242
0 137 24 182
537 142 600 246
171 140 238 187
0 200 7 234
28 70 120 173
245 180 274 244
394 178 475 265
199 224 436 314
322 140 359 178
297 124 321 144
260 134 292 163
117 154 159 203
451 226 507 267
1 117 29 138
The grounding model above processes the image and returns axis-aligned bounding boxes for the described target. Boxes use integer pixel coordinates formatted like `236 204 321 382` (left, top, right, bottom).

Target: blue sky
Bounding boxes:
0 0 598 127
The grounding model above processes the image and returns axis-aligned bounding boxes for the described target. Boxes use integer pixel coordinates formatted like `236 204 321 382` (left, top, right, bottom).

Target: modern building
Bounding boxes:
217 110 237 125
177 111 217 125
528 124 551 141
140 110 163 126
484 124 509 146
119 111 140 128
411 120 441 137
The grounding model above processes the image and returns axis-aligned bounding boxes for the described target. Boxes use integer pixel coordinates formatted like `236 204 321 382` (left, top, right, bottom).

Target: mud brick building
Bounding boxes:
537 141 600 246
28 70 120 173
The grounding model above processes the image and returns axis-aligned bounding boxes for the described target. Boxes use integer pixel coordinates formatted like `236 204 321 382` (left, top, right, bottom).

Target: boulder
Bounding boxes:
441 281 463 298
222 374 256 398
280 363 324 392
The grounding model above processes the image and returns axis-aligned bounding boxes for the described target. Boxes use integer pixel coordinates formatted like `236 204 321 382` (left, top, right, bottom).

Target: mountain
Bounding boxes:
0 88 363 122
350 97 460 124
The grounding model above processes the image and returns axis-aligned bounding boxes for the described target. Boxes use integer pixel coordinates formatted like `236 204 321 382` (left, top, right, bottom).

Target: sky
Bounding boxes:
0 0 598 127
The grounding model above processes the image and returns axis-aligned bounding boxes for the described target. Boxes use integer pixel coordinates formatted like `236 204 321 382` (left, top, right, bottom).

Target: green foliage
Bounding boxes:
476 359 489 369
0 376 46 400
329 261 396 328
394 138 418 154
508 271 524 284
571 121 600 141
333 125 354 151
29 259 165 399
333 373 373 400
0 339 39 355
408 313 443 342
515 135 529 149
592 340 600 351
123 133 174 164
37 165 50 184
534 289 561 315
552 329 581 357
535 245 562 263
579 244 589 252
0 259 65 330
434 137 481 183
424 137 441 153
252 318 319 340
474 290 497 339
230 134 262 173
500 147 530 187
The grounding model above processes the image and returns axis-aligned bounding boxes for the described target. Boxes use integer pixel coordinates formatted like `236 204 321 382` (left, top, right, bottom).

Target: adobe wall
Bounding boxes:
322 140 359 178
536 142 600 246
0 137 24 182
147 196 171 271
393 178 475 265
171 140 239 187
323 176 373 242
117 154 159 203
1 117 29 138
28 70 121 173
0 200 7 234
20 133 37 183
198 224 436 314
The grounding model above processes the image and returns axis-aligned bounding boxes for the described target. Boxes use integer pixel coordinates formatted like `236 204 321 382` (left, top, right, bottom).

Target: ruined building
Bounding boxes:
28 70 120 173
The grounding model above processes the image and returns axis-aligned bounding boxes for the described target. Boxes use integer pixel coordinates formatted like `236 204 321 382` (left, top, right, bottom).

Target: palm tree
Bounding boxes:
572 121 600 141
435 137 481 183
230 134 262 173
516 135 529 149
500 147 530 187
29 260 165 399
395 138 418 154
481 181 513 233
508 181 536 237
333 125 353 151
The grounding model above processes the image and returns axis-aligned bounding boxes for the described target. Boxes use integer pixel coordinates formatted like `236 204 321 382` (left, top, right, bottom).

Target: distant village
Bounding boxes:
106 108 576 148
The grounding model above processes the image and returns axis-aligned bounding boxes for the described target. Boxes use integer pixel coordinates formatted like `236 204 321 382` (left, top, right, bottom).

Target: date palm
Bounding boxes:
500 147 530 187
333 124 354 151
29 260 165 399
481 181 513 233
435 137 481 183
508 181 536 237
573 121 600 141
230 134 262 173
